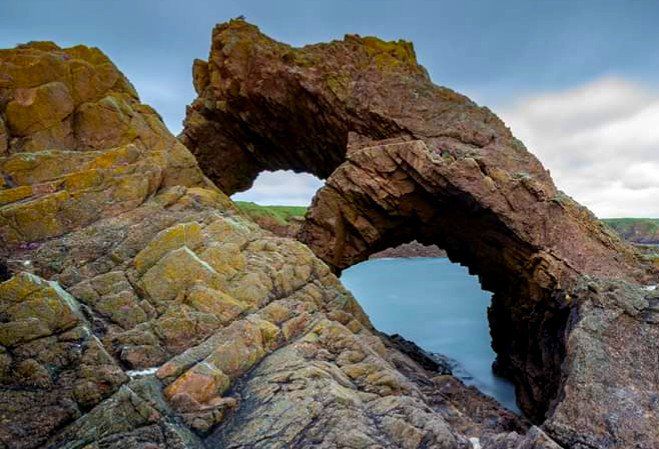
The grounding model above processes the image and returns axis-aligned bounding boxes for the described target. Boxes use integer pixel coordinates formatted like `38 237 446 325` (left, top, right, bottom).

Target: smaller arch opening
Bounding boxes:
230 170 322 237
231 170 324 206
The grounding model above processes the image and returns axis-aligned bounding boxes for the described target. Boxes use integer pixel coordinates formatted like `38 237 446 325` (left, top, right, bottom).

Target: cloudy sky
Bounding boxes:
2 0 658 217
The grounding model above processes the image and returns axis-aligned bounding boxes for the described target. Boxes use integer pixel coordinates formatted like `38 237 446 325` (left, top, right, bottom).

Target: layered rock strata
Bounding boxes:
182 20 659 448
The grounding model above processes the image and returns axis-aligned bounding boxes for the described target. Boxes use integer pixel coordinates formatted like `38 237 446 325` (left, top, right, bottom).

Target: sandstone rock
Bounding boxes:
164 361 231 409
134 221 203 274
152 304 222 354
68 271 148 329
5 81 74 136
184 284 246 324
0 272 80 346
199 242 246 278
0 117 7 155
204 319 266 378
0 41 206 247
192 59 209 95
370 240 447 259
0 272 128 447
204 216 251 245
140 246 225 301
44 384 200 449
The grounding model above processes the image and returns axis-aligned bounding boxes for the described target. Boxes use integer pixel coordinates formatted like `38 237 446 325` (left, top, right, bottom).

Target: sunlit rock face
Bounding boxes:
0 38 561 449
183 20 659 448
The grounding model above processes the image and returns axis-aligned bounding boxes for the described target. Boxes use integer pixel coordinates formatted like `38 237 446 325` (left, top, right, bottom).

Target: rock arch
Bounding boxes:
183 20 659 445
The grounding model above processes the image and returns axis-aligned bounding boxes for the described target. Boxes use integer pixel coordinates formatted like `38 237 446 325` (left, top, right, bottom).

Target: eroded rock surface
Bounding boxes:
182 20 659 448
0 40 554 449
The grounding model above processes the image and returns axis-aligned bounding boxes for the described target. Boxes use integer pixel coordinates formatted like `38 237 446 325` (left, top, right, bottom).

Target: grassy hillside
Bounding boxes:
602 218 659 244
235 201 307 225
235 202 659 245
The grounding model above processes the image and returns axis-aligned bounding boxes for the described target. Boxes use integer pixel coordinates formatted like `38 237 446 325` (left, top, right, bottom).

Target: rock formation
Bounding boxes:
0 38 565 449
182 20 659 448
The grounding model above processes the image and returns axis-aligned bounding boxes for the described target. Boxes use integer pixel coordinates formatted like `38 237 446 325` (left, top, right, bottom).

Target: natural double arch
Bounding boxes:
181 19 657 441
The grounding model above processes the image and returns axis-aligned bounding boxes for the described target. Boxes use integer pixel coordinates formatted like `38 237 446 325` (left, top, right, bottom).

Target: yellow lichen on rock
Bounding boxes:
359 35 418 70
5 81 74 136
0 190 68 243
199 243 246 278
0 185 32 205
0 117 7 154
0 41 207 247
134 222 204 274
141 246 225 301
0 272 81 346
184 284 247 325
204 216 251 245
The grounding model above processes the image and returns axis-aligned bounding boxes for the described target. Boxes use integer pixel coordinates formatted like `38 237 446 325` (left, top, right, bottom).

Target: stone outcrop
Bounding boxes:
0 41 205 246
0 39 559 449
370 241 446 259
182 20 659 448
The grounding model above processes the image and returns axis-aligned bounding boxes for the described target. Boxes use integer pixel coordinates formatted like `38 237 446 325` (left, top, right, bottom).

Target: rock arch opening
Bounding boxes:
341 253 519 413
182 20 656 440
299 141 573 420
231 170 324 207
229 170 322 238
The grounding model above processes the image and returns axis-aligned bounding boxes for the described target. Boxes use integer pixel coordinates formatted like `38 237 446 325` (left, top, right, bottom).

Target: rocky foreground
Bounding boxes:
0 20 658 449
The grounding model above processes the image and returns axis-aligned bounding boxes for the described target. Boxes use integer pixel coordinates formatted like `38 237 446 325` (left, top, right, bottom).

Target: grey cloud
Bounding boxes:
499 77 659 218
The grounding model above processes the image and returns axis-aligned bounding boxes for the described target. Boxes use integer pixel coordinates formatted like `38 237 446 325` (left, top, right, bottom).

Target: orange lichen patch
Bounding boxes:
164 362 231 408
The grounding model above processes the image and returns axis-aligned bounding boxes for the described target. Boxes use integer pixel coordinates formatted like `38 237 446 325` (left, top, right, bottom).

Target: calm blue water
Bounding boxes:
341 257 520 413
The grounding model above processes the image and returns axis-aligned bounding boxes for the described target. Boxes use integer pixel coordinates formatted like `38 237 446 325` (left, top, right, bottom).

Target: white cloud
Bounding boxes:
231 170 324 206
499 77 659 218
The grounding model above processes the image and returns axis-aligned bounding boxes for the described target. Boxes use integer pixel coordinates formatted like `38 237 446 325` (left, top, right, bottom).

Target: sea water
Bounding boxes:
341 257 520 413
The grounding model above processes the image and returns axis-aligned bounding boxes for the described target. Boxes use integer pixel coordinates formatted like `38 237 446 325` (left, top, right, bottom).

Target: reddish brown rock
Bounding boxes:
370 240 446 259
182 19 659 448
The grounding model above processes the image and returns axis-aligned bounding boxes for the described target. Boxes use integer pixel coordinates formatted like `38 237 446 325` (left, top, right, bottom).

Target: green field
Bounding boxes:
602 218 659 243
236 201 659 244
235 201 307 225
603 218 659 230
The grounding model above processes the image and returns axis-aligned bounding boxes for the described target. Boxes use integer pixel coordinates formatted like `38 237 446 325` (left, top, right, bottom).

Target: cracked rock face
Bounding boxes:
0 39 563 449
182 20 659 448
